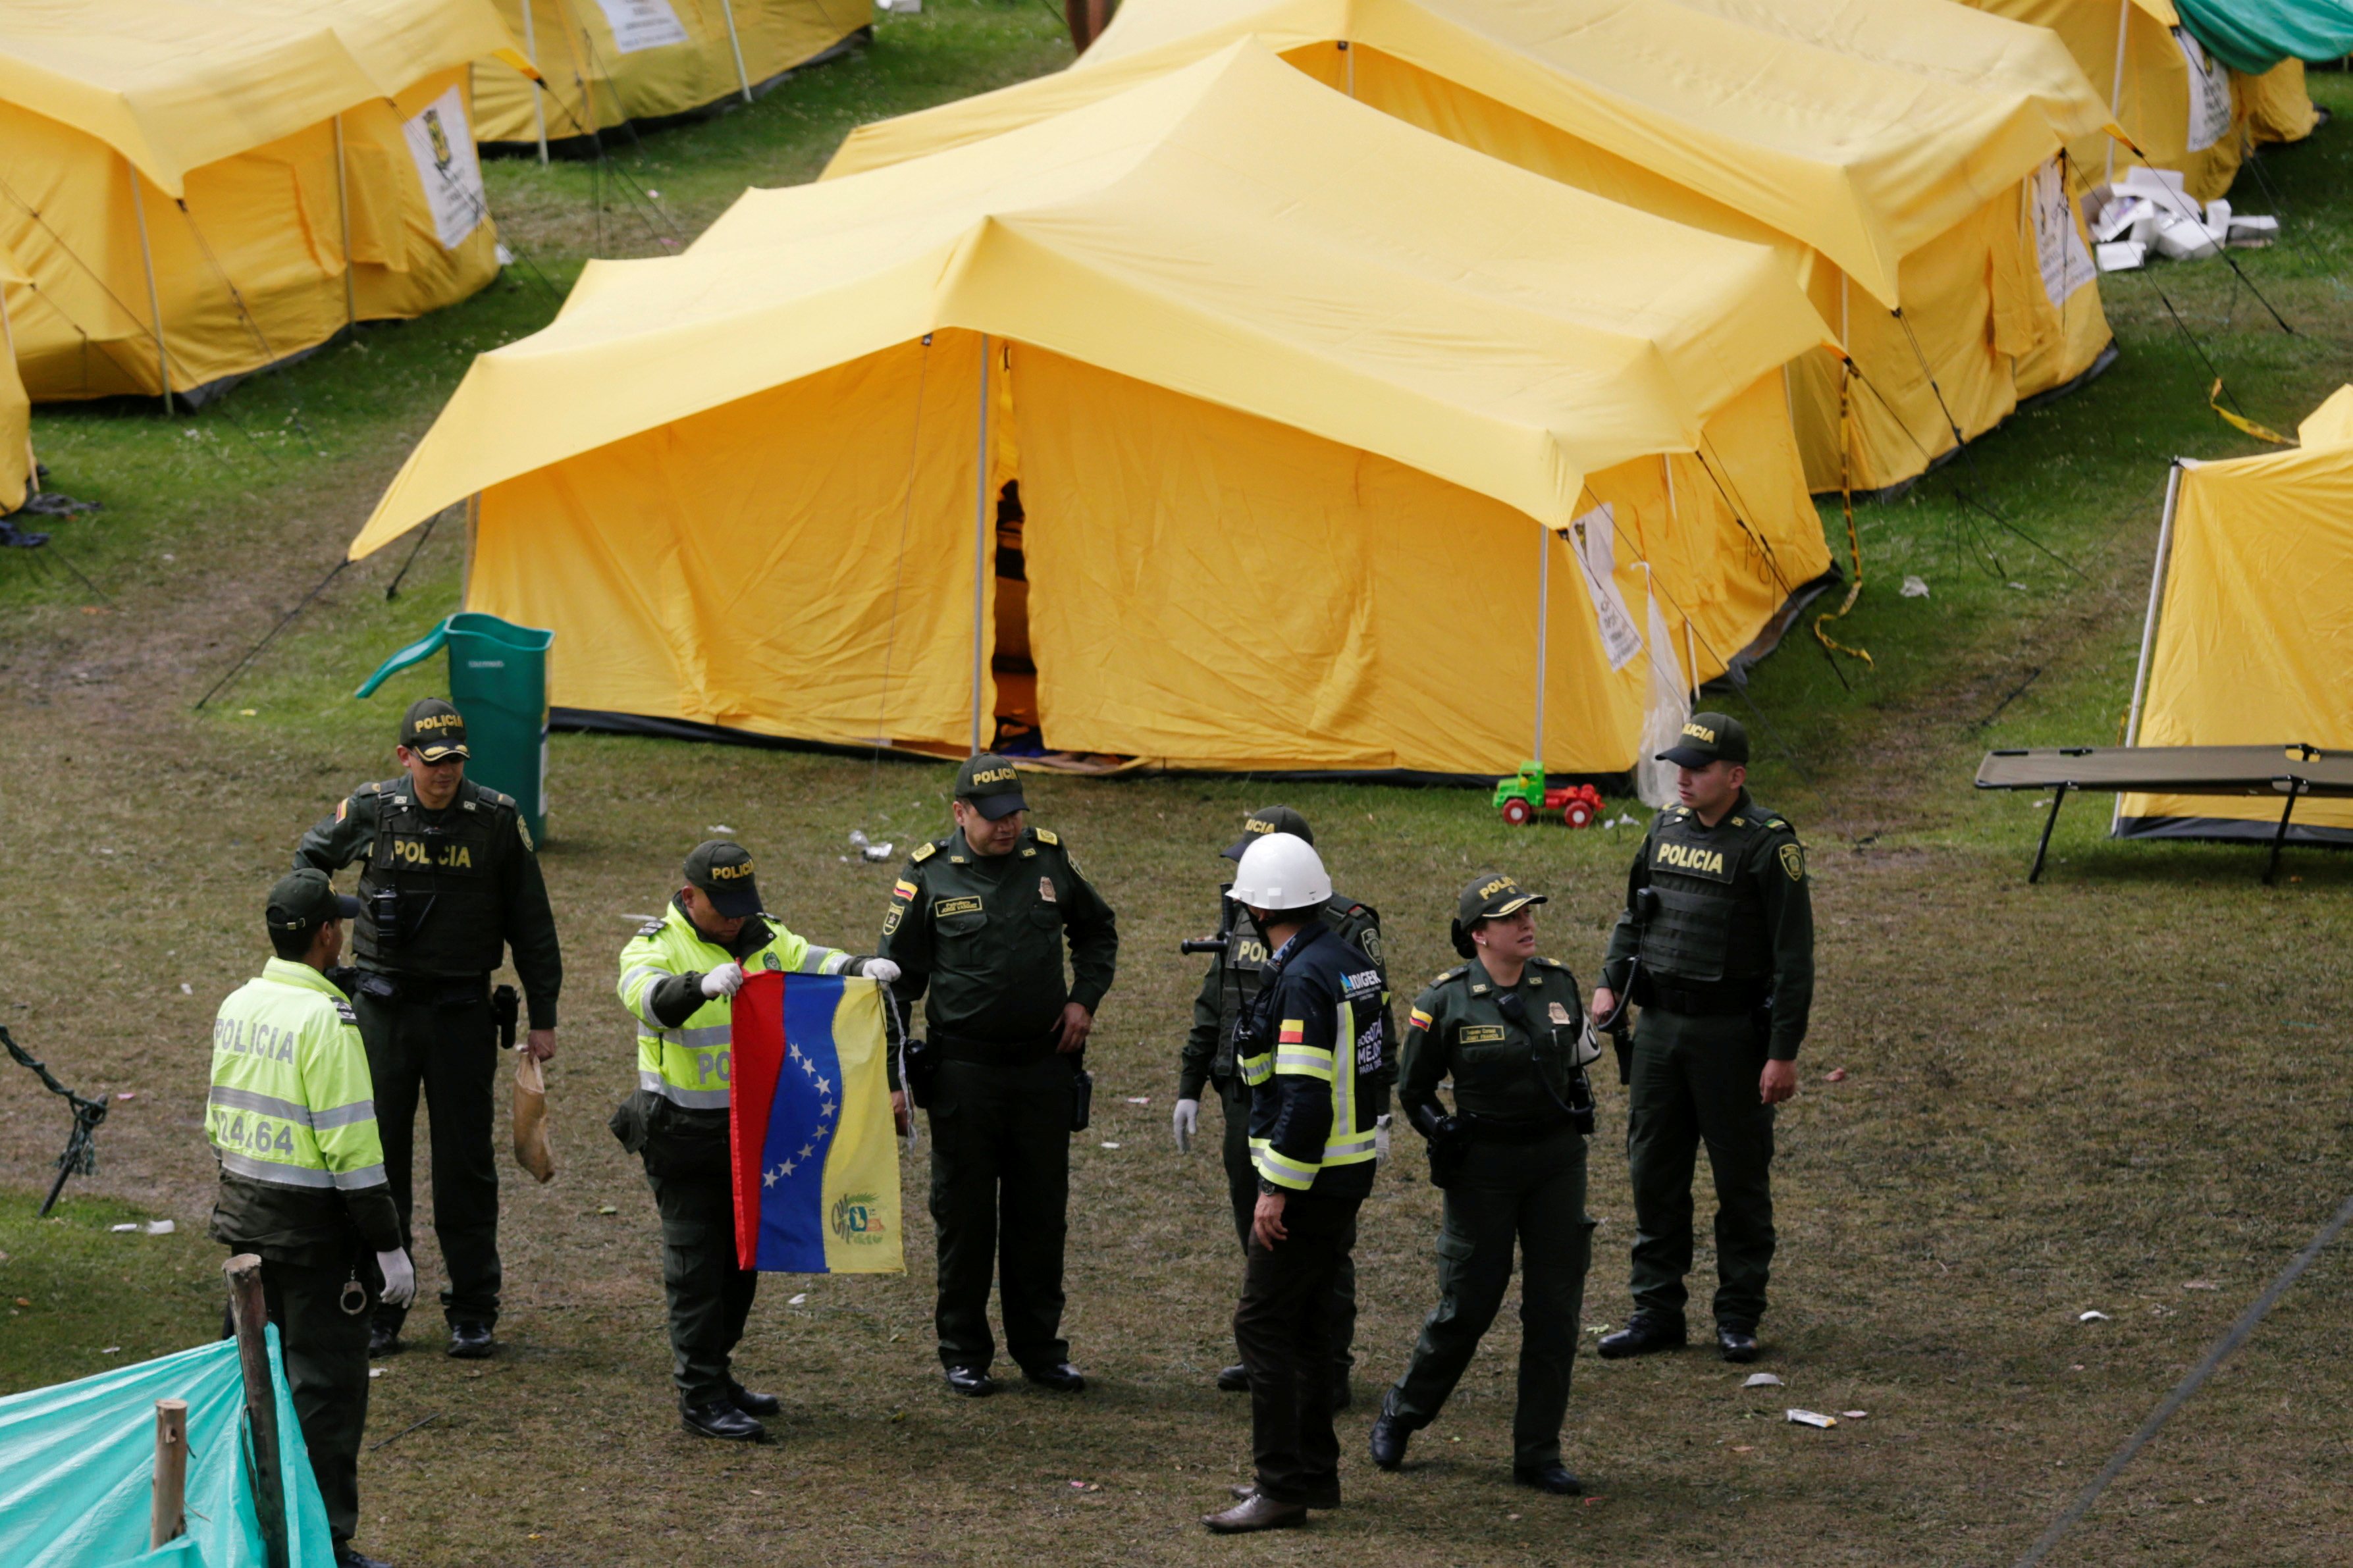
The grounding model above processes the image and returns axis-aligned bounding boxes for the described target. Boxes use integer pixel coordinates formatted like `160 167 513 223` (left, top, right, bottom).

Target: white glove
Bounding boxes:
860 958 901 984
375 1249 416 1309
699 961 745 999
1375 1113 1392 1165
1173 1097 1200 1153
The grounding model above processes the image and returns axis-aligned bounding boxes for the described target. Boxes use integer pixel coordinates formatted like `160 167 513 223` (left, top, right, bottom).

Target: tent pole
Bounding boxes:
333 117 357 336
970 333 991 755
1533 523 1549 771
1662 456 1695 700
522 0 550 165
2123 460 2184 748
718 0 754 104
0 284 32 491
2105 0 2130 184
126 160 173 415
1342 38 1355 99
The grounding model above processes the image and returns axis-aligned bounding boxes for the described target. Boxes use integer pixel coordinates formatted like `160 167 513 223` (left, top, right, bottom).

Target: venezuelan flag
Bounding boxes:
727 972 904 1274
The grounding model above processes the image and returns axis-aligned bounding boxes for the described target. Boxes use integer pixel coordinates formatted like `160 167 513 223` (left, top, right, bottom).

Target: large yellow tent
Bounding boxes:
352 44 1836 776
0 240 28 511
829 0 2119 497
473 0 869 155
1957 0 2317 200
0 0 529 404
2117 387 2353 841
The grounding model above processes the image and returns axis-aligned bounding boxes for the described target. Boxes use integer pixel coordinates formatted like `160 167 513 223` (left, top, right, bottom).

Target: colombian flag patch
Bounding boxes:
891 879 918 901
1409 1007 1433 1032
1278 1020 1305 1044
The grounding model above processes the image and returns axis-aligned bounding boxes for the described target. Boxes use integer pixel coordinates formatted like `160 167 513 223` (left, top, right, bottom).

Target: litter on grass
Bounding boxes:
1743 1372 1784 1388
1900 576 1929 598
848 829 893 863
1100 1141 1121 1149
1124 1096 1150 1105
145 1220 174 1235
1842 1410 1868 1420
1786 1409 1837 1428
787 1293 808 1305
1824 1068 1847 1083
109 1224 136 1233
2183 1280 2219 1290
2078 1310 2111 1322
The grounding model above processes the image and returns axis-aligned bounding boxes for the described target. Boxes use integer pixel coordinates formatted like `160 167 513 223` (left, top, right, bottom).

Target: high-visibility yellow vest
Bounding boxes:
618 902 853 1109
207 958 388 1193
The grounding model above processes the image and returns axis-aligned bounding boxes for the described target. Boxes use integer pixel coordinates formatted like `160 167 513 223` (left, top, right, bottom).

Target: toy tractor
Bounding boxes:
1493 763 1605 827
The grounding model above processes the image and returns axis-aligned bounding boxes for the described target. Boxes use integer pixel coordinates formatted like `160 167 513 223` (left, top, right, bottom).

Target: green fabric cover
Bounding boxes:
2177 0 2353 74
0 1328 334 1568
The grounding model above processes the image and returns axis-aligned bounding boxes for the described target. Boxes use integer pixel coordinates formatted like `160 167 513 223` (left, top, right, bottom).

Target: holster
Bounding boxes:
491 984 519 1050
1069 1060 1093 1133
606 1087 656 1155
901 1036 938 1109
1427 1132 1467 1190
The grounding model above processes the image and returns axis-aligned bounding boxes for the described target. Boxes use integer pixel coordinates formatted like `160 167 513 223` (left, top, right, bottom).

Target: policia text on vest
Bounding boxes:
293 697 563 1361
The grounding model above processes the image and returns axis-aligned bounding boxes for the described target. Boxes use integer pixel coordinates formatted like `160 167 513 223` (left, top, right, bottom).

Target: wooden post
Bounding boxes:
225 1255 290 1568
151 1399 189 1548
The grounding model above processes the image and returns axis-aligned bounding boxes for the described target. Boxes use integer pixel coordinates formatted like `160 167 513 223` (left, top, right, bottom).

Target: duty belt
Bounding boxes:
353 970 491 1007
1461 1111 1575 1143
1640 974 1769 1018
933 1030 1062 1066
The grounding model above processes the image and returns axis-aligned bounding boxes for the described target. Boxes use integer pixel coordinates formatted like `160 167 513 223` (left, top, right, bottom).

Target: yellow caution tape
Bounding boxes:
2209 380 2292 446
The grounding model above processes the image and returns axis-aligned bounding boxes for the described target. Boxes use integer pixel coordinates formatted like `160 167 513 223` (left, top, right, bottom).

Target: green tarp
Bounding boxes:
2177 0 2353 73
0 1328 335 1568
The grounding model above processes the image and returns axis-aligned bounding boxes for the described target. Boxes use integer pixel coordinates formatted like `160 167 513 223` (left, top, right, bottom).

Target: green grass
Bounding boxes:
2 20 2350 1568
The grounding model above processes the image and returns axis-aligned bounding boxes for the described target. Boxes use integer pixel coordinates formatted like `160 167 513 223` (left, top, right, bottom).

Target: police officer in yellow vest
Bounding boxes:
294 697 562 1361
1202 833 1387 1535
208 870 415 1568
1370 873 1597 1496
612 840 903 1441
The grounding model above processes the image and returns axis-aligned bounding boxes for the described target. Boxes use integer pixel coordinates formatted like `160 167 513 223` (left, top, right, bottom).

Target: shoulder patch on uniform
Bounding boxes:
1033 827 1060 847
911 843 937 864
1778 842 1807 883
516 818 534 852
637 918 666 937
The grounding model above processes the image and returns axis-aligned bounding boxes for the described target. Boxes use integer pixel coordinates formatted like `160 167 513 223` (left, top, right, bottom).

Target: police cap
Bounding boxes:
400 697 469 763
1451 871 1547 958
684 840 763 918
267 868 360 935
1223 805 1313 861
1655 712 1748 770
954 753 1028 821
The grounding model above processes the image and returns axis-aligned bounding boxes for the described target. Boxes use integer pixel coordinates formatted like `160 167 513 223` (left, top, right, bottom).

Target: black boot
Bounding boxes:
1596 1313 1686 1359
681 1400 765 1441
1367 1396 1414 1471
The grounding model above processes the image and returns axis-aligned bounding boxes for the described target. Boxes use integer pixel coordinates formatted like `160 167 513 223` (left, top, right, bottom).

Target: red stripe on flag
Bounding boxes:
728 972 789 1269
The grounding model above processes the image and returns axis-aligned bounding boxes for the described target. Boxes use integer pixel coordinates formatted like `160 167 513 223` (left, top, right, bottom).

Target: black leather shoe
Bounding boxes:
1230 1480 1340 1509
446 1321 494 1359
1596 1315 1685 1359
366 1322 401 1359
1331 1375 1353 1413
943 1365 997 1398
1514 1462 1584 1496
1024 1362 1086 1392
1216 1363 1250 1392
1367 1401 1412 1471
1202 1494 1308 1533
681 1399 765 1441
335 1546 396 1568
1717 1325 1760 1363
728 1382 781 1417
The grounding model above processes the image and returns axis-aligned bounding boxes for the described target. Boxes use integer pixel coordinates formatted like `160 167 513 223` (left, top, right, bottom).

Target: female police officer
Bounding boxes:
1368 872 1599 1496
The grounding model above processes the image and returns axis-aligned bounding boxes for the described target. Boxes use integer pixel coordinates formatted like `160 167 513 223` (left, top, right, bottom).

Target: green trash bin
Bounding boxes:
356 613 553 845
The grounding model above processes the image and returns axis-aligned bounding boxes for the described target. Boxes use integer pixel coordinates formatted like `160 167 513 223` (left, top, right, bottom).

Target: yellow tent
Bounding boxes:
473 0 870 155
0 240 27 511
1957 0 2315 199
2117 388 2353 841
352 44 1836 776
830 0 2118 497
0 0 529 404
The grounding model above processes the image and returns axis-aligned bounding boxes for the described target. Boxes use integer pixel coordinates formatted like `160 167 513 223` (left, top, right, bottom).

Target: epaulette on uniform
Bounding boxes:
911 842 938 864
637 919 665 937
1532 956 1569 970
484 788 517 810
359 781 383 796
1433 963 1471 985
332 1000 359 1026
1762 816 1793 833
1034 827 1061 847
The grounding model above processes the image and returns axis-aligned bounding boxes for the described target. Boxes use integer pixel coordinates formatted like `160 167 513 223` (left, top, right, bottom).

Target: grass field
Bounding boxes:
3 9 2350 1565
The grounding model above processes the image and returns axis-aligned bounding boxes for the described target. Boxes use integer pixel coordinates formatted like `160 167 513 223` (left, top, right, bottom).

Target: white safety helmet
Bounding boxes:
1229 831 1332 911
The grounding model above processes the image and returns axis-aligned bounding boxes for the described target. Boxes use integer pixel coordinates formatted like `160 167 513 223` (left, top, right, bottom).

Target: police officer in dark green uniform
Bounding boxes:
1591 714 1811 1365
1173 806 1390 1407
208 870 415 1568
879 754 1117 1398
294 697 564 1361
1369 873 1596 1495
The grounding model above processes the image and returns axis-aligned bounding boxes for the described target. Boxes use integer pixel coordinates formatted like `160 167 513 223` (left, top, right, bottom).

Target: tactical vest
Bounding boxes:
618 902 851 1111
1213 891 1377 1081
354 778 512 974
207 959 388 1195
1431 959 1586 1120
1637 808 1772 983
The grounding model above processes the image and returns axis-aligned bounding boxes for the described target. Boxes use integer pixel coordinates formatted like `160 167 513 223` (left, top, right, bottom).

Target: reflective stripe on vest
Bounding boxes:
207 960 388 1193
1248 995 1372 1190
618 905 851 1109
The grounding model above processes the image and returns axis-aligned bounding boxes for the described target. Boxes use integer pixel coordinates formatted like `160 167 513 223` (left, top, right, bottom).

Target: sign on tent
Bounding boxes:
596 0 693 52
2031 159 2097 311
1567 503 1643 673
2177 30 2236 151
404 88 490 251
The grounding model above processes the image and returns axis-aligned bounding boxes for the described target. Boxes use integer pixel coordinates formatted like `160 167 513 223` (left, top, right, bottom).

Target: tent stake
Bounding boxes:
225 1255 290 1568
969 333 991 754
151 1398 188 1548
333 117 357 336
719 0 754 103
126 159 173 414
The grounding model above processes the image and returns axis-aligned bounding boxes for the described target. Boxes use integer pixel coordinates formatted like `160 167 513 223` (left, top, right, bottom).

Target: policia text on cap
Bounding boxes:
1588 714 1813 1366
294 697 564 1363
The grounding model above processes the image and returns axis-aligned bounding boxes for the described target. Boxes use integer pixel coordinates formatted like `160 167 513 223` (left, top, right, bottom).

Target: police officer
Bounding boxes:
1173 806 1390 1408
879 754 1117 1397
1590 714 1812 1364
207 870 417 1568
1202 832 1387 1534
1369 873 1595 1495
612 841 902 1440
293 696 563 1360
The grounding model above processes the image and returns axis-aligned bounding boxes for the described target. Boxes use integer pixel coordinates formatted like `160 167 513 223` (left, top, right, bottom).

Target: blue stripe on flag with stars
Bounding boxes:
751 978 845 1271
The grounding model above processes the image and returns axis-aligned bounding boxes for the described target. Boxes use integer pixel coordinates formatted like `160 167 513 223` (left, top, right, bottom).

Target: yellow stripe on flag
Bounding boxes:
818 981 905 1276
